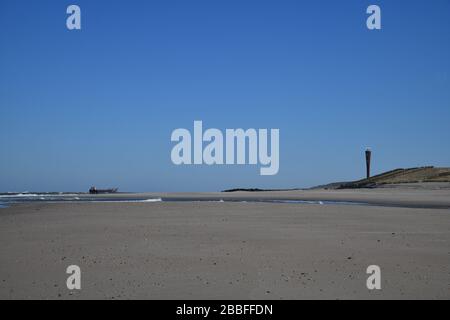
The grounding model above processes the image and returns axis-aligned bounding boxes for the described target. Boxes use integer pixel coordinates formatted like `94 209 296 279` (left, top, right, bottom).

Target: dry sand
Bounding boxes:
0 188 449 300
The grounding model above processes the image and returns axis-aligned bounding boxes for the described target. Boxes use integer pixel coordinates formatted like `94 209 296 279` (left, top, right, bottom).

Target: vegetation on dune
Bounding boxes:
337 167 450 189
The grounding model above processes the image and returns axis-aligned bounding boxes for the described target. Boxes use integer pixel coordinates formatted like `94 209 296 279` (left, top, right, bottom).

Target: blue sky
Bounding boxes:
1 0 449 192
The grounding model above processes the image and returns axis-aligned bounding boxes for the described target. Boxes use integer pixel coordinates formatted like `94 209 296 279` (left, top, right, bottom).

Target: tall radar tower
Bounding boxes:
365 148 372 179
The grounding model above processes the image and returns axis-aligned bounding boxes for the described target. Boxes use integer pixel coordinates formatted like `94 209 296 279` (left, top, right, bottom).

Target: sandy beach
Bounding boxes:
0 188 449 300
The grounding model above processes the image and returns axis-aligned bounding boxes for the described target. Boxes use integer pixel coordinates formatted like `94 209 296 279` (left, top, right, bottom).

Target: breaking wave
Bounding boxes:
141 198 162 203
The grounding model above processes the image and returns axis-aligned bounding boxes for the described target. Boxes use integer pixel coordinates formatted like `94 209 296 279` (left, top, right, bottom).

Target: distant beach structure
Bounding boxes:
88 186 118 194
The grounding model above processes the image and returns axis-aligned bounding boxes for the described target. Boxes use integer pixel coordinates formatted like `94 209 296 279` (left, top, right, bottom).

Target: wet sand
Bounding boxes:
0 189 449 299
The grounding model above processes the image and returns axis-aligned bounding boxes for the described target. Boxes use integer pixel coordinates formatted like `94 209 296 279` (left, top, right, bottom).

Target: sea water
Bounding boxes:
0 193 163 206
0 193 372 207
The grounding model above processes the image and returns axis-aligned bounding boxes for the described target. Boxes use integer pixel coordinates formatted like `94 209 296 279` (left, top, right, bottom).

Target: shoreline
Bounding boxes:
3 185 450 210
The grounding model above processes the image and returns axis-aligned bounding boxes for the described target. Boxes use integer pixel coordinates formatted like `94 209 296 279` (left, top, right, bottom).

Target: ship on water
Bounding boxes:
89 186 118 194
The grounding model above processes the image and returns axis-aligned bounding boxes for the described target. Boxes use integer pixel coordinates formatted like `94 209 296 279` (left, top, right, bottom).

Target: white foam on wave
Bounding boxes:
141 198 163 203
0 193 81 198
271 200 318 204
80 198 163 204
0 193 40 198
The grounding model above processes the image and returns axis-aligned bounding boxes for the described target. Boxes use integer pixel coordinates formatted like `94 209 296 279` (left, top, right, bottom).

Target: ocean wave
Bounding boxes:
0 193 41 198
0 193 81 198
78 198 163 204
141 198 162 203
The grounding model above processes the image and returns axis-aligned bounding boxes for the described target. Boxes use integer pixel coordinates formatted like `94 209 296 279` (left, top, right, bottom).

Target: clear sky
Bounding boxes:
1 0 449 192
